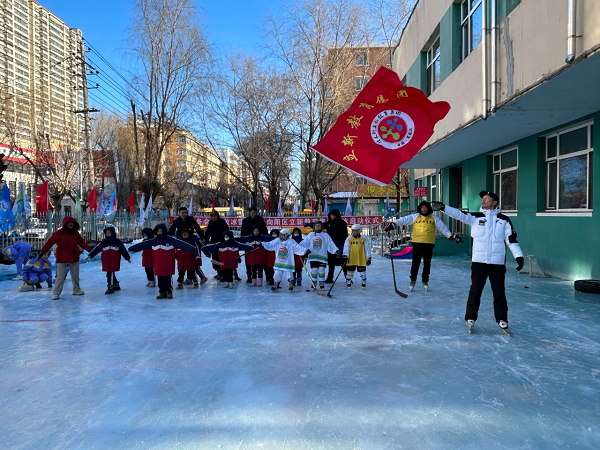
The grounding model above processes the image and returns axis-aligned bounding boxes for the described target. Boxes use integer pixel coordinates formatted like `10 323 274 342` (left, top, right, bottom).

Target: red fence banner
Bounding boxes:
170 215 385 228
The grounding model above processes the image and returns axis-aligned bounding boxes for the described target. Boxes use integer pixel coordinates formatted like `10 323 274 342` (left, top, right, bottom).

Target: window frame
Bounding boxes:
461 0 483 61
355 75 369 91
545 121 594 212
426 36 441 96
492 146 519 212
355 51 368 67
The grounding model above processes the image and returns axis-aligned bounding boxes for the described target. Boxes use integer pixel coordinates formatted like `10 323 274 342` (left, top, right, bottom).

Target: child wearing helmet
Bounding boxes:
261 228 308 292
342 224 371 288
300 221 340 290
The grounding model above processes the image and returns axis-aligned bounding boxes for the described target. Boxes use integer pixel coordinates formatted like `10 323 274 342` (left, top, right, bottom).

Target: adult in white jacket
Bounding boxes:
433 191 524 332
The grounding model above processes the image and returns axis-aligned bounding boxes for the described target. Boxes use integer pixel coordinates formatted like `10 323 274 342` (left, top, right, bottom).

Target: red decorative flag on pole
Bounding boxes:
87 186 98 212
310 199 315 214
311 67 450 186
211 197 216 212
35 181 49 214
127 192 134 215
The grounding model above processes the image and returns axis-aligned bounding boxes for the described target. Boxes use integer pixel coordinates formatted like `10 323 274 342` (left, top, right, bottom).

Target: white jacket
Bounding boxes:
300 231 339 264
443 205 523 265
262 238 306 272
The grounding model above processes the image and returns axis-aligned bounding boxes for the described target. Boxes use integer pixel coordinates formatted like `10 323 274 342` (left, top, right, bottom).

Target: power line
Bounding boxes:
88 89 129 119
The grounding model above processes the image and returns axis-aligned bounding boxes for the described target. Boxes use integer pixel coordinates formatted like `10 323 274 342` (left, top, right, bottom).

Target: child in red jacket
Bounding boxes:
87 226 131 295
130 223 195 299
176 228 202 289
264 229 279 286
40 216 92 301
202 230 253 289
141 227 155 287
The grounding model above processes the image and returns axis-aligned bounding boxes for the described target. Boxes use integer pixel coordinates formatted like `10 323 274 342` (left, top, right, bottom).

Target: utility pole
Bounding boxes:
74 37 98 193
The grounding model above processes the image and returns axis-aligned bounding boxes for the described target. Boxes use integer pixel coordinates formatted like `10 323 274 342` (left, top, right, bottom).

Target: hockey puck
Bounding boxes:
306 289 311 292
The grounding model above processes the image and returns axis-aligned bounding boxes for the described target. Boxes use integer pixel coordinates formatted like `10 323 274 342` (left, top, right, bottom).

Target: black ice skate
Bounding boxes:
346 279 352 288
105 285 115 295
271 282 281 292
176 283 184 290
113 281 121 291
361 280 366 288
289 280 295 291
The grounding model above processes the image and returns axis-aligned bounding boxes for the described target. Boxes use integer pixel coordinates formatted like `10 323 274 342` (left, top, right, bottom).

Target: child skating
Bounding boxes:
19 252 53 291
384 200 461 291
87 226 132 295
129 223 195 299
261 228 308 292
141 227 156 287
342 224 371 289
300 221 340 290
201 231 253 289
175 228 202 289
264 229 279 286
292 227 305 286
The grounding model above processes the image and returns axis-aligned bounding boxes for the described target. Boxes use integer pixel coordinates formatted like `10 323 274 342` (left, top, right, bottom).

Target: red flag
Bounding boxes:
86 186 98 212
35 181 49 214
127 192 134 215
310 199 315 214
312 67 450 186
211 197 215 212
266 196 270 213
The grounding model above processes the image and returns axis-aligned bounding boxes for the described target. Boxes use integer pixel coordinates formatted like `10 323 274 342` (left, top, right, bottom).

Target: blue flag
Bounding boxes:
1 182 16 233
384 193 391 218
228 196 235 217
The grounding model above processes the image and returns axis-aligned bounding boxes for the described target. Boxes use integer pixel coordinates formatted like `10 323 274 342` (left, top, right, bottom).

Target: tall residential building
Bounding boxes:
0 0 84 195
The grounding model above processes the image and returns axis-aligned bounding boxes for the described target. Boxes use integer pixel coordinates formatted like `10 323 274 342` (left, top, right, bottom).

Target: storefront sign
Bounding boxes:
413 187 428 198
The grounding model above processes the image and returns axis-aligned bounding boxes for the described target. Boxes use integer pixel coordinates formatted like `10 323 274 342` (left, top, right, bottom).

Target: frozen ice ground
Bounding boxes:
0 253 599 450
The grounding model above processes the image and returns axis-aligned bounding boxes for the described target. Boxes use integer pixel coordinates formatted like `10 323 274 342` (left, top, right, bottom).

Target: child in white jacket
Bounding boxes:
300 221 340 290
262 228 308 292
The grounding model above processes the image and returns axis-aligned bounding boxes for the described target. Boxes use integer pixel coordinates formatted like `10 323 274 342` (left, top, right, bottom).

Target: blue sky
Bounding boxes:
40 0 278 65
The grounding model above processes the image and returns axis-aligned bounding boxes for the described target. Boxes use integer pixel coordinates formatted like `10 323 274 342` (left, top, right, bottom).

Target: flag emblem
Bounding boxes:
371 110 415 150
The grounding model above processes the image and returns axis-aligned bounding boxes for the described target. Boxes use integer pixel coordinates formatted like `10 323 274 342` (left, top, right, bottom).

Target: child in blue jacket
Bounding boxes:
1 242 32 280
19 252 53 291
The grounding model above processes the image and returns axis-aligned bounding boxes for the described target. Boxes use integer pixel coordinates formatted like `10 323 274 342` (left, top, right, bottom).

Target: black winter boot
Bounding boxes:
105 285 115 295
113 281 121 291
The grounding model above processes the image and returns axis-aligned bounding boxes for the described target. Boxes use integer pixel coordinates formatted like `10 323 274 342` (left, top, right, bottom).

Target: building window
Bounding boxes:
355 76 369 91
356 51 368 66
429 173 438 202
546 122 594 210
426 36 441 95
176 135 186 144
493 147 518 211
461 0 482 60
386 51 392 66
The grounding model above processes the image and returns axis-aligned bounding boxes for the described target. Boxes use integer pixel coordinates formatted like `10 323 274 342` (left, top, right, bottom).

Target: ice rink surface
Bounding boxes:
0 253 599 449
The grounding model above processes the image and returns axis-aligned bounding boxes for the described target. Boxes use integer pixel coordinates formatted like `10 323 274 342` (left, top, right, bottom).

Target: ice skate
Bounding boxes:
361 280 366 289
319 282 325 290
183 279 193 286
346 279 352 288
466 319 475 333
289 280 295 291
200 277 208 285
271 281 280 292
148 281 156 288
176 282 184 290
145 281 151 287
422 282 429 291
499 321 510 335
296 277 302 286
409 281 415 291
193 282 199 288
105 285 115 295
166 292 173 299
156 292 167 299
113 281 121 291
34 283 43 289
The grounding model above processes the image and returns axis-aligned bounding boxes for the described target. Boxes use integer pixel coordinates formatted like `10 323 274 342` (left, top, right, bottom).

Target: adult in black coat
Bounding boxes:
169 207 205 240
204 211 230 278
322 208 348 282
240 206 269 282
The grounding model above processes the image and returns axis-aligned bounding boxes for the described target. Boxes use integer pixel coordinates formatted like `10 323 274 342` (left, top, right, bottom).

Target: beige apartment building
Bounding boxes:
393 0 599 279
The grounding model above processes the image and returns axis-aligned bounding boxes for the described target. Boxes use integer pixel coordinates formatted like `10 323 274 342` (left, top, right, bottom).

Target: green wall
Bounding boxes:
439 3 462 82
428 111 599 280
404 53 427 92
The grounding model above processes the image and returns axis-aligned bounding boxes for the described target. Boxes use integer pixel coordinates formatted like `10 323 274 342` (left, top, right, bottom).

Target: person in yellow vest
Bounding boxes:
384 200 462 291
342 224 371 288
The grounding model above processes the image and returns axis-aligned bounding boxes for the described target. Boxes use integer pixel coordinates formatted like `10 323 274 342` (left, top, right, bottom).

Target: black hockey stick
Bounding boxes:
326 261 347 298
388 239 408 298
211 246 262 266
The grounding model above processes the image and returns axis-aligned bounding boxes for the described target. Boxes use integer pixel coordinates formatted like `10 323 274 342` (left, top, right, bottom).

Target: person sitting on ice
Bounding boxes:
384 200 461 292
1 241 32 281
342 224 371 289
130 223 196 299
175 228 202 290
261 228 309 292
140 228 156 287
291 227 306 286
237 225 275 287
432 191 524 333
300 221 340 290
87 226 132 295
19 251 53 291
201 230 253 289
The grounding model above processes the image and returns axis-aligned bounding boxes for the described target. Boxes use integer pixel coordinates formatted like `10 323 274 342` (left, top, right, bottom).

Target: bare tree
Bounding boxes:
128 0 211 200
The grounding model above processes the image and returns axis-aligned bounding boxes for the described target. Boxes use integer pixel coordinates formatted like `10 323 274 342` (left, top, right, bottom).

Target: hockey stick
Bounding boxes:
388 238 408 298
326 262 347 298
301 257 326 296
211 246 262 266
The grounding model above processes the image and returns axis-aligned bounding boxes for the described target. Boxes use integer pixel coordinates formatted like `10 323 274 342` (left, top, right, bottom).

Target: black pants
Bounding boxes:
265 267 274 282
211 251 221 274
327 253 347 279
106 272 118 285
145 267 155 281
246 264 252 281
466 263 508 323
195 267 205 279
294 268 303 279
249 264 264 279
178 270 197 284
410 243 434 283
157 275 172 293
222 268 234 282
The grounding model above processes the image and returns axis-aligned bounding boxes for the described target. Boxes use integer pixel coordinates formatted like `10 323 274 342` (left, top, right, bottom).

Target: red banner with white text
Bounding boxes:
170 215 384 228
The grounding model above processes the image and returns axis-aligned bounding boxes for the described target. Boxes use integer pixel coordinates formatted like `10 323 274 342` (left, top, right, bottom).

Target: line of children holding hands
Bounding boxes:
22 218 373 300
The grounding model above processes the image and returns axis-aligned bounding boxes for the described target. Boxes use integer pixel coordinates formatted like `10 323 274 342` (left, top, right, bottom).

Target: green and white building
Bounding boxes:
393 0 600 280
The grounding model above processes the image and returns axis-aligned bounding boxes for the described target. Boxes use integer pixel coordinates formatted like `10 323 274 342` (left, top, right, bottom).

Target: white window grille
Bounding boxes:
493 147 518 211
